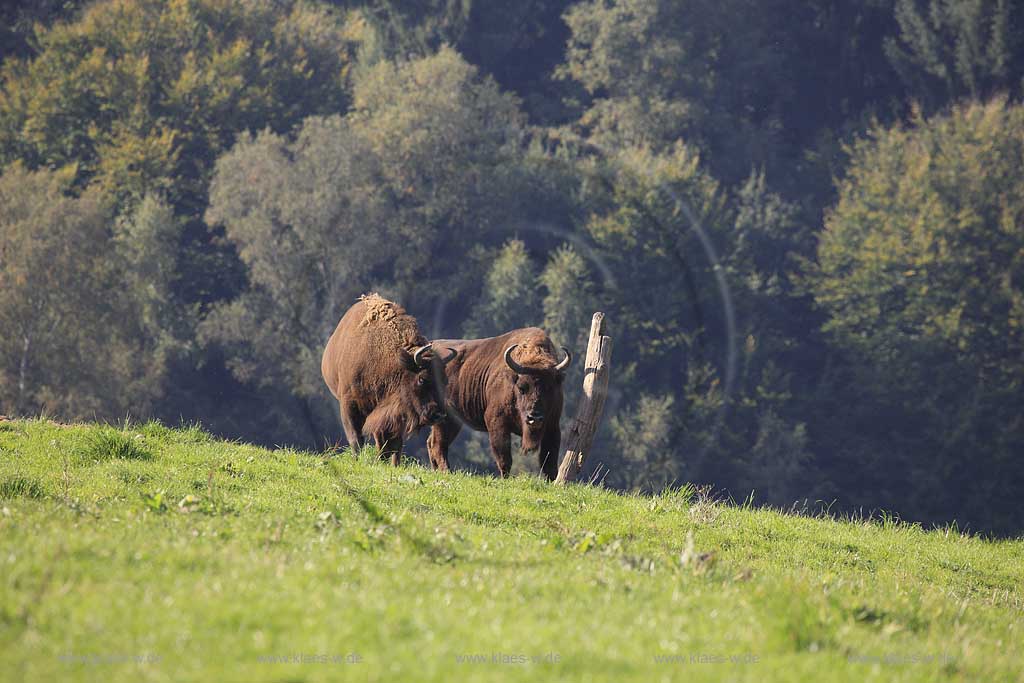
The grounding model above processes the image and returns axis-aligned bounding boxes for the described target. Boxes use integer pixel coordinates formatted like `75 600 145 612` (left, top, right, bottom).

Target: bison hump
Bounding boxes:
510 332 558 370
357 293 425 350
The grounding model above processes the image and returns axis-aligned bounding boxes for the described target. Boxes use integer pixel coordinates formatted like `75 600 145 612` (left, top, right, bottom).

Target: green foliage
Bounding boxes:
580 142 727 375
0 164 167 419
558 0 799 181
114 194 187 347
885 0 1023 111
540 244 594 351
807 97 1024 530
202 116 387 404
814 98 1024 383
464 239 542 336
348 46 528 270
0 0 355 204
741 410 813 504
0 0 364 440
357 0 474 57
612 393 679 490
536 243 596 406
354 1 575 121
730 170 812 297
0 1 86 63
558 0 912 192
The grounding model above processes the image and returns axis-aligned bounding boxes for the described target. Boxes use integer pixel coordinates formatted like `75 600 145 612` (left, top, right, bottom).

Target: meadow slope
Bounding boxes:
1 419 1021 682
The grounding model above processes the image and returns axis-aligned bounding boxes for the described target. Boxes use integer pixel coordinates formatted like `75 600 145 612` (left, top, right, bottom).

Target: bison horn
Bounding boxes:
504 344 530 375
504 344 547 376
505 344 573 375
414 344 458 368
554 347 572 372
412 345 432 368
440 347 458 365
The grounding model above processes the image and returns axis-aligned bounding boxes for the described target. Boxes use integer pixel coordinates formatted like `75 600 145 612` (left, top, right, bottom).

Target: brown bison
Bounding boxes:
426 328 571 479
321 294 455 465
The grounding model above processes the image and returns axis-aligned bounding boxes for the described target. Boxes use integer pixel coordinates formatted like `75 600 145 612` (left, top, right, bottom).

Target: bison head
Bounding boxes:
397 344 457 428
504 344 571 449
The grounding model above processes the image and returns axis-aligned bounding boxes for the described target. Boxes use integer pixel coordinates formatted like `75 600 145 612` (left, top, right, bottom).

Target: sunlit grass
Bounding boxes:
0 418 1021 682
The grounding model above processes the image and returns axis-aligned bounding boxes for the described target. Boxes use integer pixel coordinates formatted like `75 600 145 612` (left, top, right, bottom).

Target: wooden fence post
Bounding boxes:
556 312 612 484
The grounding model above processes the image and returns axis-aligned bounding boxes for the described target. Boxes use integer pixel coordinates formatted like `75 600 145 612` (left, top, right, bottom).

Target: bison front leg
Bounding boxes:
374 433 404 467
427 419 460 472
538 426 560 481
487 426 513 478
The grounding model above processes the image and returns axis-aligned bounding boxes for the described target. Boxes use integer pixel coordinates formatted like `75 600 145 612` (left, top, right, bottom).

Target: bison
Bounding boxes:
426 328 571 479
321 294 455 465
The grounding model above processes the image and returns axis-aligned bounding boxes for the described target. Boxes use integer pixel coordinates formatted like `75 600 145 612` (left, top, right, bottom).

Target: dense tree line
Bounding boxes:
1 0 1021 534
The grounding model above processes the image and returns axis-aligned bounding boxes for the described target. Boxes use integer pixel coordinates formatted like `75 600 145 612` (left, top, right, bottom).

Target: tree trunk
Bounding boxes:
556 312 612 484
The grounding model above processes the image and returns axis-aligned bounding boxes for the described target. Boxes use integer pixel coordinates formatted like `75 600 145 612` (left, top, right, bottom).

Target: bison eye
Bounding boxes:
517 382 529 393
417 376 427 387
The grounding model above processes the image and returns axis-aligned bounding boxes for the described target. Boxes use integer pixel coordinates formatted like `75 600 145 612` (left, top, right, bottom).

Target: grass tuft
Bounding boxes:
138 419 211 445
0 475 44 499
80 427 153 462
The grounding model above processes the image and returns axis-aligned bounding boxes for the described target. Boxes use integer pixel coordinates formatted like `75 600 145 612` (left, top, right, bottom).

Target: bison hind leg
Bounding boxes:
339 398 365 452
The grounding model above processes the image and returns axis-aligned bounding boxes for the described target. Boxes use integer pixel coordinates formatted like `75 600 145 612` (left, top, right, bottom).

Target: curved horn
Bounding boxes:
554 347 572 372
412 345 432 368
440 347 458 365
499 344 548 376
397 347 418 372
504 344 530 375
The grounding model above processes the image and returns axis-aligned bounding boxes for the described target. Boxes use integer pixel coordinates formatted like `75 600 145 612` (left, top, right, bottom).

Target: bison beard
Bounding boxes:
360 394 421 442
520 422 545 453
427 328 571 480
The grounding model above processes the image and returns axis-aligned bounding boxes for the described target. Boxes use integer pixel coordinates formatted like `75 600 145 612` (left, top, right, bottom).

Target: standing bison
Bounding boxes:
427 328 571 479
321 294 455 465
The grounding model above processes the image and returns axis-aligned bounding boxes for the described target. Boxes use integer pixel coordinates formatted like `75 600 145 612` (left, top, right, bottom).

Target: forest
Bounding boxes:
1 0 1022 534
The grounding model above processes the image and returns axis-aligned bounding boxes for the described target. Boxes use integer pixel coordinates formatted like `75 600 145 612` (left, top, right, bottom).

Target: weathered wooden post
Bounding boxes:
556 312 612 484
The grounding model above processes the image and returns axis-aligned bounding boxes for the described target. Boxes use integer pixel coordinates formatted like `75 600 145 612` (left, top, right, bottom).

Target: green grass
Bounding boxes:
1 418 1021 682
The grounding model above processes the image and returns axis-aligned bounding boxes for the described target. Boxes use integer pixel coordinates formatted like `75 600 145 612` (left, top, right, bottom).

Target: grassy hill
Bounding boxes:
1 418 1021 682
